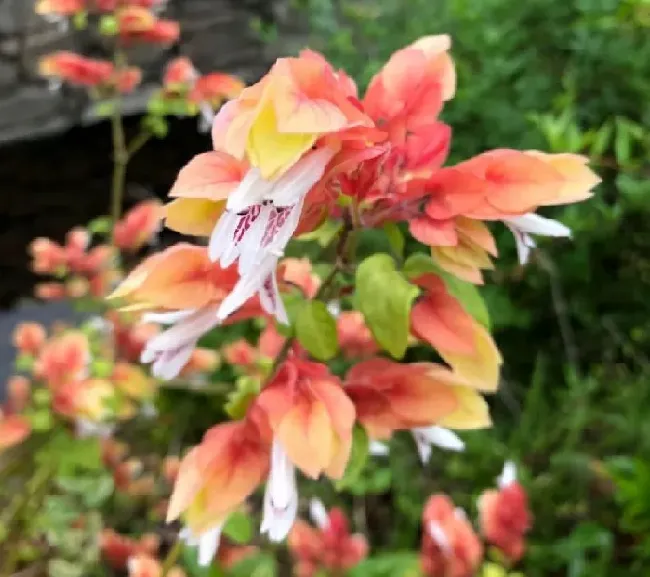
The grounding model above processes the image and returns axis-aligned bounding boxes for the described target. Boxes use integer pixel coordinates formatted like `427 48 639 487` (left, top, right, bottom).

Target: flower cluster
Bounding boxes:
421 463 532 577
101 35 598 565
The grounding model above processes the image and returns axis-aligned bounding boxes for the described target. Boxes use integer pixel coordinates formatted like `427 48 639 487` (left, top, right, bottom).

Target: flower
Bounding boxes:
6 376 31 413
167 414 271 565
0 413 31 453
110 244 263 379
100 529 160 570
38 52 114 88
421 495 483 577
34 331 90 388
35 0 86 17
255 359 356 479
478 462 532 562
113 200 163 252
117 8 179 44
189 73 245 108
288 498 368 577
165 50 376 322
336 311 378 359
410 273 502 391
12 322 47 356
345 358 489 440
503 212 571 265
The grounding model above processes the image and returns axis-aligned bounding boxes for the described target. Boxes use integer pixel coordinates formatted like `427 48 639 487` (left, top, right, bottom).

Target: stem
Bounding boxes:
161 540 182 576
266 217 355 379
126 130 153 160
110 50 128 245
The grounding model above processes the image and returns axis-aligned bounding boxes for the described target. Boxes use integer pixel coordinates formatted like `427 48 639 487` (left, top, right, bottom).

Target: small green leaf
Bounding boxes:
296 219 343 247
72 11 88 30
143 114 169 138
92 359 113 379
614 117 632 166
28 409 53 431
226 376 261 420
589 121 613 158
93 100 116 118
383 222 405 259
294 301 339 361
402 252 439 279
223 510 253 544
336 425 369 491
98 15 118 36
15 353 34 372
355 254 419 359
443 275 491 329
88 216 113 235
228 552 278 577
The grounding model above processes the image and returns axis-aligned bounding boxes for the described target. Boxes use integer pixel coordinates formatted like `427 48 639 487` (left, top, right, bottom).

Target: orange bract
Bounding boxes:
255 359 355 479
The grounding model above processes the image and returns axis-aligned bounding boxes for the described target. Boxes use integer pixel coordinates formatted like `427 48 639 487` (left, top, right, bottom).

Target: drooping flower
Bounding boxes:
109 244 263 379
478 462 532 562
167 414 271 565
421 495 483 577
34 331 90 388
38 52 115 88
255 359 356 480
410 273 502 391
345 358 489 440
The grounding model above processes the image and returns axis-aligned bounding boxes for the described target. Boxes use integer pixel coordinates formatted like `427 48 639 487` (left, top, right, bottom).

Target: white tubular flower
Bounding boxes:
503 212 571 265
412 426 465 464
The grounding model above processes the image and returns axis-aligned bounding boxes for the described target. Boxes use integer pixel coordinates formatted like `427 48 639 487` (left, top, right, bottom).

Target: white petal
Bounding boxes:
197 103 214 133
428 521 452 555
309 498 329 530
151 341 196 380
507 225 535 265
270 147 336 207
368 440 390 457
141 309 196 325
237 204 273 275
415 427 465 452
209 210 238 263
217 257 277 322
413 433 432 465
261 439 298 542
505 213 572 237
454 507 468 521
259 269 288 325
227 167 275 212
498 461 517 488
326 300 341 318
197 525 223 566
147 307 219 351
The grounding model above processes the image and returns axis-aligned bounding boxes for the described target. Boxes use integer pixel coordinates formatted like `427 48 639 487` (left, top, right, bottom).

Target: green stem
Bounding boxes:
161 540 182 576
110 102 128 239
126 130 153 160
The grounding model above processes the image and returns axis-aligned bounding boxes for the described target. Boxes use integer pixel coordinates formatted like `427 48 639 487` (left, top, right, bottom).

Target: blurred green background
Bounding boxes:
287 0 650 575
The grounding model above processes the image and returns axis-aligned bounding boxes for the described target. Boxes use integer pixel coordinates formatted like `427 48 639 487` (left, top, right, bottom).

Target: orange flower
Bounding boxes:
278 258 321 298
478 462 532 562
34 331 90 388
110 244 263 379
12 322 47 355
189 73 245 107
39 52 114 88
288 498 368 577
179 348 220 377
345 358 464 439
6 376 31 413
126 554 161 577
223 339 258 368
30 237 66 273
35 282 66 300
100 529 159 570
114 66 142 93
336 311 378 359
410 273 502 391
163 57 197 92
167 414 270 565
114 200 163 252
117 8 179 45
217 539 259 570
255 359 355 480
0 413 31 453
421 495 483 577
112 362 155 401
35 0 86 17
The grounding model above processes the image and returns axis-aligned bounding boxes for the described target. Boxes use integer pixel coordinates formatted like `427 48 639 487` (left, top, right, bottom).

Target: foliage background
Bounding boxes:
291 0 650 575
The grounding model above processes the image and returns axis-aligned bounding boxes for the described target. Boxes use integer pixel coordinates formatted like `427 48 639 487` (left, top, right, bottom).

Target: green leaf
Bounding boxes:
614 117 632 166
355 254 419 359
143 114 169 138
348 552 420 577
223 510 253 544
295 219 342 247
383 222 405 259
48 559 84 577
336 425 369 491
27 408 53 431
182 545 226 577
37 431 103 475
92 359 113 379
402 252 439 279
15 352 34 372
589 121 613 158
88 216 113 235
228 552 278 577
98 15 118 36
72 11 88 30
294 301 338 361
443 275 491 329
226 376 261 420
93 100 116 118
